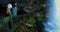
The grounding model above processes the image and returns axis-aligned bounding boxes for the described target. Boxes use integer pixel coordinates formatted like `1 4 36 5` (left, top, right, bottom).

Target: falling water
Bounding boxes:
54 0 60 32
46 0 60 32
44 0 57 32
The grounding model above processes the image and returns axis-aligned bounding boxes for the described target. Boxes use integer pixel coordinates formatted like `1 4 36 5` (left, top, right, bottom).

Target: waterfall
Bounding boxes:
55 0 60 32
44 0 57 32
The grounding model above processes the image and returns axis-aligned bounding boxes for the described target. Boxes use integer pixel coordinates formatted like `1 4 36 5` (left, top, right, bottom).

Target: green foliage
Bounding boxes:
37 15 44 20
27 17 36 26
27 3 46 11
40 4 47 8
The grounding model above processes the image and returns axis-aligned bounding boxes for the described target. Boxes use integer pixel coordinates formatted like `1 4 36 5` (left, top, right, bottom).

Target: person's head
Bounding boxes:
12 1 17 7
14 1 17 5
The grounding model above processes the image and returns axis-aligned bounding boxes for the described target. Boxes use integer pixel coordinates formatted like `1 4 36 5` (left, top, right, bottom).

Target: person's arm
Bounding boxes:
6 7 11 14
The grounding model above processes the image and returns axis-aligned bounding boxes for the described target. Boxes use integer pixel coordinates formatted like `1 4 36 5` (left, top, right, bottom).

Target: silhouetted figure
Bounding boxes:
12 1 18 16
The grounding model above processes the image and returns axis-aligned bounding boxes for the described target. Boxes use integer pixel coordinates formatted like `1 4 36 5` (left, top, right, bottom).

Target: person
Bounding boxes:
6 2 13 29
12 1 18 16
